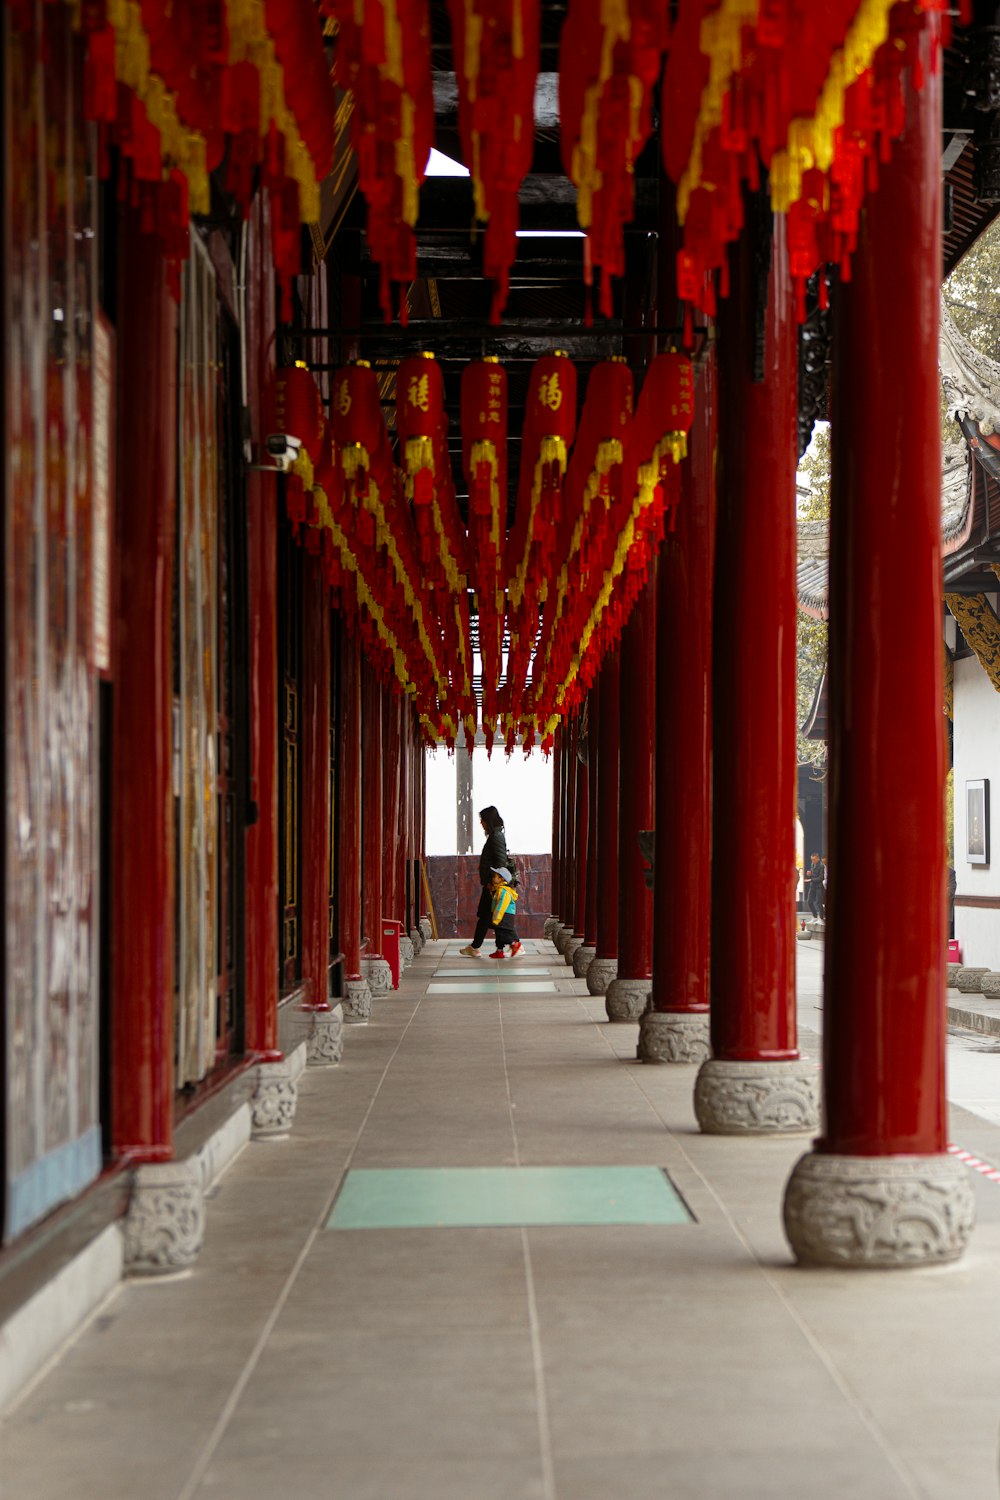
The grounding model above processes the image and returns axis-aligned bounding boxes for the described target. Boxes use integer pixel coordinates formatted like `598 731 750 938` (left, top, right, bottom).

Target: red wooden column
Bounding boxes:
564 717 590 965
243 194 282 1062
554 713 579 952
574 682 601 977
639 349 717 1063
382 687 404 978
784 26 973 1265
299 559 332 1015
605 576 656 1021
339 630 371 1019
111 207 178 1158
296 557 344 1062
361 662 391 996
693 213 817 1131
545 731 562 937
588 650 620 995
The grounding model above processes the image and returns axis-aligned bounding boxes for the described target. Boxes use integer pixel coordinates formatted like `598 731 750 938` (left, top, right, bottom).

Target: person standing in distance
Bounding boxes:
460 806 512 957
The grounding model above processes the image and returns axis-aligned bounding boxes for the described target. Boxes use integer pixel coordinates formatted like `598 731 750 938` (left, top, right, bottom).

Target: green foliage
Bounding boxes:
796 424 829 770
945 217 1000 362
797 422 830 521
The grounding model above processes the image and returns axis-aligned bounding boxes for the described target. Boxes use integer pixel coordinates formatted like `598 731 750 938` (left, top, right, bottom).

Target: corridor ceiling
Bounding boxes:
63 0 1000 746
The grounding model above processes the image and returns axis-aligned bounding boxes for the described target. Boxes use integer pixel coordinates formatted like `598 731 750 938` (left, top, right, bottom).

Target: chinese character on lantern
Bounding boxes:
408 374 430 412
337 378 352 416
538 374 562 411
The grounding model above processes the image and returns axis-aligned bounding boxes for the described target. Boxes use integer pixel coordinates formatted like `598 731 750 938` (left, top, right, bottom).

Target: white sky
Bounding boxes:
425 746 553 857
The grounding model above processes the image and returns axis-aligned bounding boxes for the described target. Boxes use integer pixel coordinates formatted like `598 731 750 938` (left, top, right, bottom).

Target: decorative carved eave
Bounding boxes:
945 587 1000 695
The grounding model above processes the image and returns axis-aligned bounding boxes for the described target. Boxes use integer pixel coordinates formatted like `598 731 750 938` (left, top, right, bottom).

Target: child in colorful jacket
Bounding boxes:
488 867 522 960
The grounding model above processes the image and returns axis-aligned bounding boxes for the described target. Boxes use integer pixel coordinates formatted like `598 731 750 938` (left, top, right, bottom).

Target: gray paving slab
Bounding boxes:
3 935 1000 1500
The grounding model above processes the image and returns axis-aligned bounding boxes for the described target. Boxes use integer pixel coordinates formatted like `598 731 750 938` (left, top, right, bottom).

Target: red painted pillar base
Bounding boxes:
587 650 621 996
695 214 817 1133
639 350 716 1065
605 575 655 1022
783 20 973 1266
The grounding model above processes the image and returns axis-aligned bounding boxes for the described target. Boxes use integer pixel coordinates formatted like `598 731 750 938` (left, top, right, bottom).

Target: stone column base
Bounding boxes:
362 955 392 997
783 1151 975 1267
586 957 617 996
123 1158 205 1275
572 943 596 978
409 927 423 955
637 1009 710 1065
295 1003 345 1066
250 1045 306 1137
543 915 560 940
419 917 432 941
564 934 585 966
344 976 373 1023
399 935 415 967
605 976 649 1023
553 923 574 954
694 1058 819 1135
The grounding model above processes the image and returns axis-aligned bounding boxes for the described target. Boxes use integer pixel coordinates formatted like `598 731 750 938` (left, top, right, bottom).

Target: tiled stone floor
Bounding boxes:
3 939 1000 1499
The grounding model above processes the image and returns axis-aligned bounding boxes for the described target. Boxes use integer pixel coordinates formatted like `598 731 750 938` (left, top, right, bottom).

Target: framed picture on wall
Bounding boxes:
967 779 990 865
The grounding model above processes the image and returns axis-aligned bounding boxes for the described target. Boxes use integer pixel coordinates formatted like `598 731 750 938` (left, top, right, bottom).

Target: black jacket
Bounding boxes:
478 826 509 887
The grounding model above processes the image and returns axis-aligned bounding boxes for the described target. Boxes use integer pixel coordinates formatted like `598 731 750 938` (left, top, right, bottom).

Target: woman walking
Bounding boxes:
460 806 513 957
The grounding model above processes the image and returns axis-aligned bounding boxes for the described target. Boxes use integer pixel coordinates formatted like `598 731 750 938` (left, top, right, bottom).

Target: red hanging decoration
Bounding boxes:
327 0 434 321
461 358 508 745
560 0 670 318
446 0 540 322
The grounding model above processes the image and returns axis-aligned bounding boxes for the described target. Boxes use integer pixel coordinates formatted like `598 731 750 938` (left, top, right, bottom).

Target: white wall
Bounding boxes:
424 747 457 855
424 745 553 857
953 652 1000 967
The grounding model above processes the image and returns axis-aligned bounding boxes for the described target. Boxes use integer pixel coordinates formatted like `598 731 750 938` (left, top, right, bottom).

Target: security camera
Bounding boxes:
264 433 302 472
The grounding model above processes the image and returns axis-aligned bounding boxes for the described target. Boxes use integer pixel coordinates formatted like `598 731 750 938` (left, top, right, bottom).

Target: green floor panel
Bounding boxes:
426 980 558 994
435 967 553 977
327 1166 693 1229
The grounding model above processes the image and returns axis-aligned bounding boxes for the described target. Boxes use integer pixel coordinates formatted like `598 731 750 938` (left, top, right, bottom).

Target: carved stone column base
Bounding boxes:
409 927 423 955
399 935 415 967
572 943 596 978
123 1158 205 1275
638 1009 710 1065
362 955 392 997
250 1045 307 1137
783 1151 975 1267
295 1004 345 1066
553 923 574 954
419 917 432 941
605 976 649 1023
586 957 617 996
796 928 812 942
543 915 560 940
344 977 373 1023
694 1058 819 1135
564 934 584 966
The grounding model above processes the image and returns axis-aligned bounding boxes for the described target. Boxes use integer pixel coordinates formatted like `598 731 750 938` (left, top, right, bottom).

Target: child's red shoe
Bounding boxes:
508 942 523 958
489 949 507 960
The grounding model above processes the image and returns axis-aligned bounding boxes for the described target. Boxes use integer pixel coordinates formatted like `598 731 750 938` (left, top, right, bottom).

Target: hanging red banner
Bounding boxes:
446 0 540 322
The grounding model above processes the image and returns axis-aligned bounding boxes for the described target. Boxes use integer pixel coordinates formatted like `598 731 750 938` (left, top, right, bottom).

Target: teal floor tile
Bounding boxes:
426 981 558 994
435 967 553 977
327 1167 693 1229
